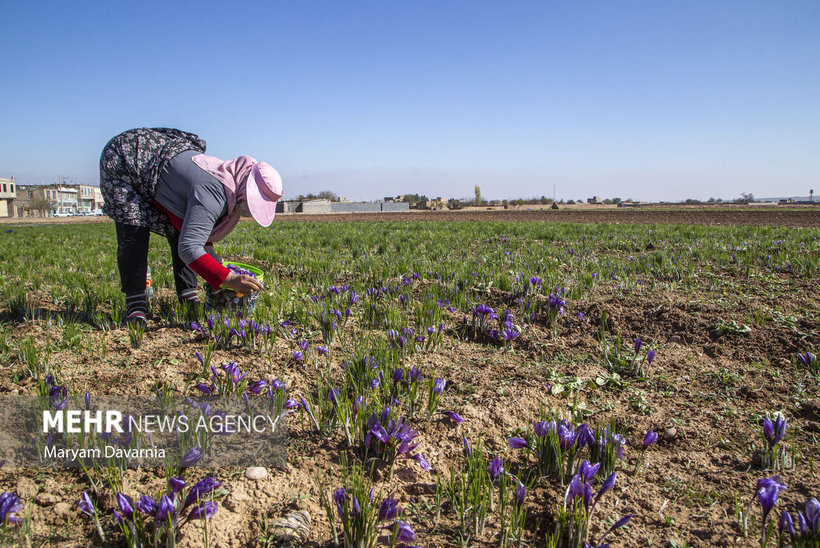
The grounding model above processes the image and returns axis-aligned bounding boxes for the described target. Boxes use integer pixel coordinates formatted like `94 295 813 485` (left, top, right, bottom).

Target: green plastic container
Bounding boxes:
204 261 265 314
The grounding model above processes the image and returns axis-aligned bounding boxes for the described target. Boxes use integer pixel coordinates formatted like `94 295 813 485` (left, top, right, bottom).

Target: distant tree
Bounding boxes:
734 193 755 204
611 197 622 205
502 199 509 209
474 185 483 205
684 198 703 205
28 195 52 215
317 190 338 201
566 199 575 204
539 195 550 205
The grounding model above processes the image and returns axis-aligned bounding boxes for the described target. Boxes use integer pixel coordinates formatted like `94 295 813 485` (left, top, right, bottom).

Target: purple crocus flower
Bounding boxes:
300 396 318 423
298 340 309 351
443 411 464 423
318 345 329 356
797 352 814 368
594 472 617 504
195 383 212 395
77 491 95 516
756 476 787 521
292 350 304 363
763 415 787 446
575 424 595 448
488 457 504 481
432 378 446 396
392 368 404 383
502 328 520 342
328 387 340 406
778 510 795 535
248 379 267 395
181 447 203 468
534 420 552 437
414 453 432 472
577 460 601 483
558 424 576 450
643 430 659 448
155 495 175 526
515 482 527 507
333 487 348 519
565 475 592 510
598 514 633 544
379 495 400 521
183 477 222 510
646 349 656 364
394 521 416 543
805 498 819 533
797 511 808 535
634 338 642 353
169 477 186 494
188 501 217 520
116 492 134 519
137 495 158 517
507 437 529 449
463 437 472 457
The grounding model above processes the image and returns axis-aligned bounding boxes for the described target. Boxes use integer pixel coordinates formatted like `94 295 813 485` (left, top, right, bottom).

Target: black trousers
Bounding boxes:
115 222 198 298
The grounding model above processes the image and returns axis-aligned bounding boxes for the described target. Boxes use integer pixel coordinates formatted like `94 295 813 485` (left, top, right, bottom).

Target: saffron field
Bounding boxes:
0 214 818 547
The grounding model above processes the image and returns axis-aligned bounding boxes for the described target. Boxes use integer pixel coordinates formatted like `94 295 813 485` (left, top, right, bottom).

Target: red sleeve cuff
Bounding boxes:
190 254 231 289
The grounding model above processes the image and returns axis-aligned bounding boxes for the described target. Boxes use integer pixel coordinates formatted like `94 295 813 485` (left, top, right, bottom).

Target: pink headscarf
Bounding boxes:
192 153 283 242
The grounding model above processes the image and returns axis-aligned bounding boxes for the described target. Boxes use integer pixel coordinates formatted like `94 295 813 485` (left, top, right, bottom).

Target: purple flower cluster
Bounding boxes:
79 477 221 541
226 263 257 279
508 420 626 480
778 497 820 542
330 487 416 546
0 491 23 525
190 311 276 351
361 403 430 474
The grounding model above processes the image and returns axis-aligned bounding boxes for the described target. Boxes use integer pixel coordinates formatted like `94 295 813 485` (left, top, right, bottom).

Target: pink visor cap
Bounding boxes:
246 162 283 227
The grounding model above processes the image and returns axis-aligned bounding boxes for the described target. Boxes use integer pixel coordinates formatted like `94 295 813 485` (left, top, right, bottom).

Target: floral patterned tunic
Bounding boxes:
99 127 206 235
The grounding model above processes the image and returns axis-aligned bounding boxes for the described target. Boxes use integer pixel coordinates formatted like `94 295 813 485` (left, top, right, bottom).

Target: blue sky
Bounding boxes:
1 1 818 202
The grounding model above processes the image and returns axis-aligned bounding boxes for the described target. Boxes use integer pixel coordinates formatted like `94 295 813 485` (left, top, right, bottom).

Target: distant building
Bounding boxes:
53 186 78 214
93 187 105 212
75 184 97 213
587 196 601 204
0 177 15 217
420 197 449 210
15 184 54 217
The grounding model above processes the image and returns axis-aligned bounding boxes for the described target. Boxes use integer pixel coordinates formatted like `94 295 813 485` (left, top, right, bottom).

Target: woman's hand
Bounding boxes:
221 272 264 296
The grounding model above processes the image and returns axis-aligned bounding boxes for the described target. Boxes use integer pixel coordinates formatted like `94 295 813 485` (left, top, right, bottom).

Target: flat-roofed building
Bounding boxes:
0 177 15 217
